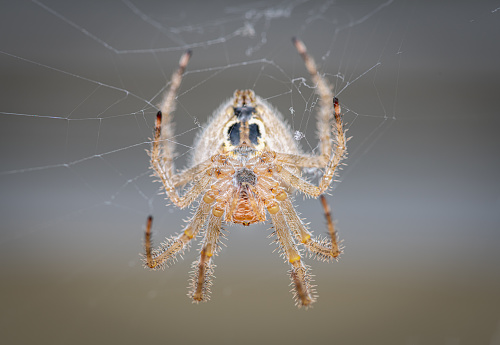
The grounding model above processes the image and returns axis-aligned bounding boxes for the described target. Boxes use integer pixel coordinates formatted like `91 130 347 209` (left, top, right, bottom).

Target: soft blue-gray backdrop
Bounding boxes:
1 1 499 344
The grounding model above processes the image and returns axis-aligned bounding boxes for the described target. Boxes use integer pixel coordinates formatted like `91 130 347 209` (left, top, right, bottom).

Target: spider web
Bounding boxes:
1 1 499 344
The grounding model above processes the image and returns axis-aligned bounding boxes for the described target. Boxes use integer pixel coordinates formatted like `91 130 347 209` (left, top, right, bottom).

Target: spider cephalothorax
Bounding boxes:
143 38 346 308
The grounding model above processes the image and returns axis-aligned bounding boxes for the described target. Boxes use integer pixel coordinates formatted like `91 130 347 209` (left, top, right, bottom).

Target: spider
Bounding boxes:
143 38 347 308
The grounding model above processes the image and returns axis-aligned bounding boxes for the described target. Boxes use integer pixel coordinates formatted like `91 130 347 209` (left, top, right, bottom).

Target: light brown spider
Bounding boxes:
143 38 347 308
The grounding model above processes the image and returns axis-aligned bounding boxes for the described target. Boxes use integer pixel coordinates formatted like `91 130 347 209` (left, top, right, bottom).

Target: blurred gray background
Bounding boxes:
1 1 499 344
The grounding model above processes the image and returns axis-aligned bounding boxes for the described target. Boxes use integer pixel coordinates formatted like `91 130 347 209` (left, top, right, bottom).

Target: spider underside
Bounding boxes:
143 38 347 308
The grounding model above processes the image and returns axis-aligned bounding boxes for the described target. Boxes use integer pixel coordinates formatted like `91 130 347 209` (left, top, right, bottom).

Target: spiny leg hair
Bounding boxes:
269 208 316 307
144 199 212 270
280 197 342 261
189 212 223 302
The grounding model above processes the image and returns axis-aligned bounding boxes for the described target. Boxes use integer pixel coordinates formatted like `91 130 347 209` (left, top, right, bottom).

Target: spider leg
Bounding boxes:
277 165 321 197
275 152 328 169
172 159 212 188
319 195 341 258
143 198 212 270
159 50 191 113
280 198 341 261
317 97 346 193
276 98 345 197
273 100 344 200
157 50 191 175
292 37 337 166
151 112 213 208
189 212 223 302
290 38 347 188
268 207 315 307
151 50 203 208
158 49 192 167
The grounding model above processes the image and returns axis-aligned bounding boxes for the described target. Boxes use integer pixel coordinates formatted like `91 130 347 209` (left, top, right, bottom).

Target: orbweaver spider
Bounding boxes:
143 38 347 308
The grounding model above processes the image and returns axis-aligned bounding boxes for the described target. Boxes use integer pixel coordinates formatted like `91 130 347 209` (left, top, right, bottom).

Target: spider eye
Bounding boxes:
249 123 261 145
227 122 240 145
